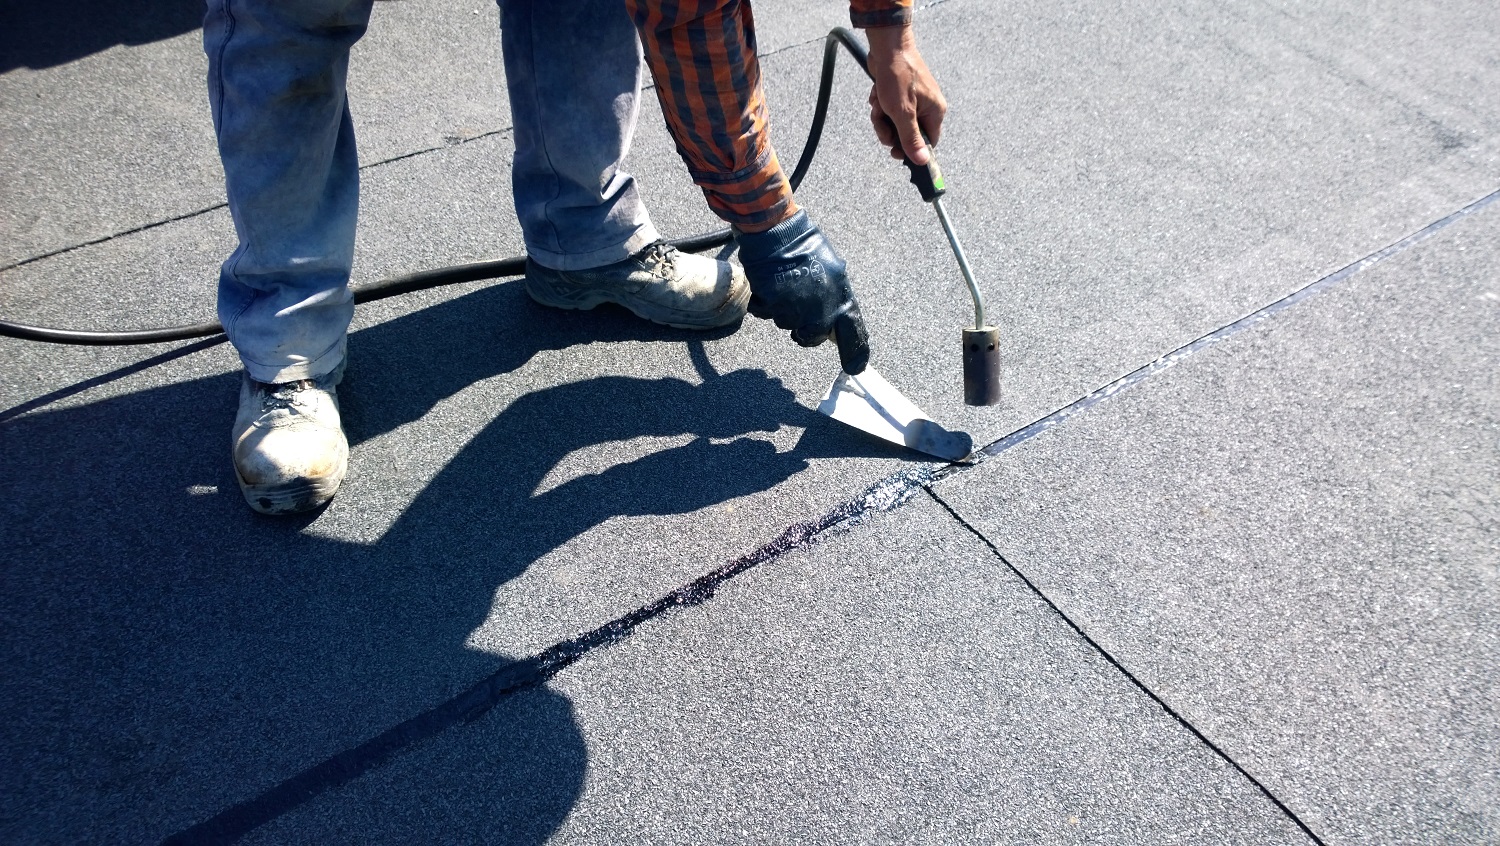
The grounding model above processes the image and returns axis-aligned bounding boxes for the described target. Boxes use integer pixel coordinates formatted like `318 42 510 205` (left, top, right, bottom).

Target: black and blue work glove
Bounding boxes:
734 210 871 375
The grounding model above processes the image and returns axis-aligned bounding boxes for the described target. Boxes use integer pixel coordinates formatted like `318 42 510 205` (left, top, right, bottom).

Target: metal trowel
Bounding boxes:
815 139 997 462
817 367 973 461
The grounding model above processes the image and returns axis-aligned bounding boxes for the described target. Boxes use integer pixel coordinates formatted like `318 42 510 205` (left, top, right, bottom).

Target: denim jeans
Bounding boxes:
204 0 660 382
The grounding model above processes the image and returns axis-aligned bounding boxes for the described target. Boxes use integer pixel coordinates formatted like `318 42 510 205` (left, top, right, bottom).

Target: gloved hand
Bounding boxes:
734 210 871 375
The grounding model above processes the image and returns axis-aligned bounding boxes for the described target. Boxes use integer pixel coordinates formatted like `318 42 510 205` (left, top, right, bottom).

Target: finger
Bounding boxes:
833 308 870 375
877 114 911 160
791 324 831 348
917 115 942 150
772 302 804 333
889 105 930 166
747 292 773 320
871 101 898 151
917 97 947 148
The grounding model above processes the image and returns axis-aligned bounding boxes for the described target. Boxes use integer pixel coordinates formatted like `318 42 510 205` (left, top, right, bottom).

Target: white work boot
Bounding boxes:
524 241 749 329
232 369 348 515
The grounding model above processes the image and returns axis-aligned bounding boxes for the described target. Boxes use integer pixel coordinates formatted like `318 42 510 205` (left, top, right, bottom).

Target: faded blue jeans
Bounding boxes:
205 0 660 382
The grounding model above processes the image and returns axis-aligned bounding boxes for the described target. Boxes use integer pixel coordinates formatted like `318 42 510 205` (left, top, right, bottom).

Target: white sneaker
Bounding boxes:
524 241 749 329
232 370 348 515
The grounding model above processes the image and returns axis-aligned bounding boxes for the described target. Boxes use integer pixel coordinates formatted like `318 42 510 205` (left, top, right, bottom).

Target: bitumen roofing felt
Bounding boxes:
1 0 1496 842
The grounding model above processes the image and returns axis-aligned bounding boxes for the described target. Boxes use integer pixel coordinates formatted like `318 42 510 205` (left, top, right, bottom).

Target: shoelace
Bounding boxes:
637 241 678 276
259 379 317 413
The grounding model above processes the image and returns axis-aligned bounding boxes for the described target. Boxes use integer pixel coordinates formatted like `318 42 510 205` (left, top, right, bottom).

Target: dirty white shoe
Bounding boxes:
232 370 348 515
524 241 750 329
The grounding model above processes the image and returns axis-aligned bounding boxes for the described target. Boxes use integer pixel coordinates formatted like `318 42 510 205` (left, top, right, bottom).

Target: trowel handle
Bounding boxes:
880 116 946 202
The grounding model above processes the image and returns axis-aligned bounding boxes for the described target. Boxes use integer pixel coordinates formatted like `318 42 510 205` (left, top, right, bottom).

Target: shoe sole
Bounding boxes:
524 265 750 330
236 470 345 516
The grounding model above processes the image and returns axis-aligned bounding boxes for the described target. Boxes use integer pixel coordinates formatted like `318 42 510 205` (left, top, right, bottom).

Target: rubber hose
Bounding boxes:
0 29 875 346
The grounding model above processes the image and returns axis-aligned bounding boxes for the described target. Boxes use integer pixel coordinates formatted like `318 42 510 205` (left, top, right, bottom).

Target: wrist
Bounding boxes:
732 202 800 235
734 209 815 263
865 23 915 56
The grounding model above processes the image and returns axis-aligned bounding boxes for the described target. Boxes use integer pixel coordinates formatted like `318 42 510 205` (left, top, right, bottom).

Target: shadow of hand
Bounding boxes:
536 436 807 519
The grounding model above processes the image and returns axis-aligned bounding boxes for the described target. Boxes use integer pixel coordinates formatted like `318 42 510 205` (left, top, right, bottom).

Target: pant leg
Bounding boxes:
205 0 372 383
497 0 661 271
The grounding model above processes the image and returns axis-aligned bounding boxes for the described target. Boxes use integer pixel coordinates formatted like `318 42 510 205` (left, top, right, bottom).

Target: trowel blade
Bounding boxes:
816 367 973 462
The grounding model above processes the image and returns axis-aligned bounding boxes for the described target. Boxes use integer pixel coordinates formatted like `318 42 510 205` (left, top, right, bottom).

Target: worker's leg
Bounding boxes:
497 0 748 329
205 0 373 514
206 0 372 383
497 0 658 270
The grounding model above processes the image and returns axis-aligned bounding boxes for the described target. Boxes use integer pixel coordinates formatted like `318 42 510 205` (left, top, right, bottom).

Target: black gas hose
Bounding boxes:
0 28 874 347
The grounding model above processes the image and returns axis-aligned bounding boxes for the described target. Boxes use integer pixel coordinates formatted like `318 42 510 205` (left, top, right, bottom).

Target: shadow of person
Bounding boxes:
338 278 745 446
0 280 907 842
0 0 205 72
367 366 813 631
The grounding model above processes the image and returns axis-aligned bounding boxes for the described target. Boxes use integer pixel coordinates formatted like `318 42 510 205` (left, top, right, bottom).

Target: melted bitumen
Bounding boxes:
159 467 933 846
160 187 1499 844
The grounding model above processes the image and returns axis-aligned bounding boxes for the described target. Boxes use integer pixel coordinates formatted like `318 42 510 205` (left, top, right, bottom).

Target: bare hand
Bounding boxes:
866 25 947 165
